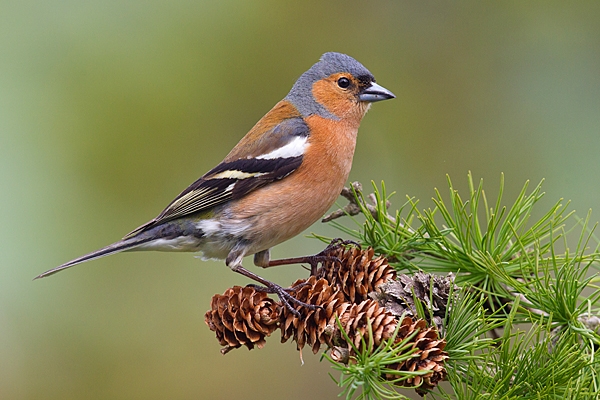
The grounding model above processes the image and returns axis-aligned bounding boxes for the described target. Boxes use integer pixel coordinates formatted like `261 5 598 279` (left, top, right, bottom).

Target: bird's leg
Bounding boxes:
232 265 316 317
254 238 360 276
227 249 316 317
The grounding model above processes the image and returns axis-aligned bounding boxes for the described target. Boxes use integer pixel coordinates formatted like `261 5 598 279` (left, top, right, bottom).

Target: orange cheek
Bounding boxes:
311 80 356 118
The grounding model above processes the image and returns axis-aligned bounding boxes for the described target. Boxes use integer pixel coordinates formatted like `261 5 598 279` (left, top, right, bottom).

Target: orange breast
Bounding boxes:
226 115 360 251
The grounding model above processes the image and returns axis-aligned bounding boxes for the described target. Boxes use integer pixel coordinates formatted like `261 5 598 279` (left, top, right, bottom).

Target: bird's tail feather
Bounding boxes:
34 236 153 280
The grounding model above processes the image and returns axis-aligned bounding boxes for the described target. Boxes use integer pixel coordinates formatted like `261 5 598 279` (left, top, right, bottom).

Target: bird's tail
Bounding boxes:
34 236 154 280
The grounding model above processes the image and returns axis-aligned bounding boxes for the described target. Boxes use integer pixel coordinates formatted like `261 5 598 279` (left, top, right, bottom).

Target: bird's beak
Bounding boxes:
358 82 395 102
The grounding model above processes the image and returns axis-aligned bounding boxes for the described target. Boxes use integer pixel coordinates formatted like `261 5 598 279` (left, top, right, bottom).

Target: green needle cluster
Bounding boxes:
318 172 600 399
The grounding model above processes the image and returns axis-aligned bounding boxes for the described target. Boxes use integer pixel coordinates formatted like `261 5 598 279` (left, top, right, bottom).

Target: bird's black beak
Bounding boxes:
358 82 395 102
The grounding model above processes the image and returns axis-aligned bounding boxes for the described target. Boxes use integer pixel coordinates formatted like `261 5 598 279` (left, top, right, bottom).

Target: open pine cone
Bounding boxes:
280 276 350 354
337 299 397 349
318 245 396 303
203 242 448 395
385 318 448 395
329 314 448 396
204 286 280 354
374 272 457 332
279 277 399 357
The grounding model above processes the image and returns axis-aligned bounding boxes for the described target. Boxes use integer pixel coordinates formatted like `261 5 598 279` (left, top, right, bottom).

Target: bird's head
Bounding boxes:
286 52 395 121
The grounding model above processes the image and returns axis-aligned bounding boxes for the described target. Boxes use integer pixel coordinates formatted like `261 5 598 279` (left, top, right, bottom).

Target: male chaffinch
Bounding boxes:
36 52 395 307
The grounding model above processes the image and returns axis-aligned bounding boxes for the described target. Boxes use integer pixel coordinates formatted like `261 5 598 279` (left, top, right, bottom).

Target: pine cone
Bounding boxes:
204 286 280 354
279 277 399 356
319 246 396 303
385 318 448 395
202 241 449 395
373 272 457 332
280 276 350 354
337 299 398 349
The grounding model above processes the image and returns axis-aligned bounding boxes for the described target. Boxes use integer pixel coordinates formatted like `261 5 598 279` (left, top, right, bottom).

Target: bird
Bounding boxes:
35 52 395 309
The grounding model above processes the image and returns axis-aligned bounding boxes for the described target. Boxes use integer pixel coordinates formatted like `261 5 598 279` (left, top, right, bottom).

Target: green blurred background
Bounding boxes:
2 1 600 399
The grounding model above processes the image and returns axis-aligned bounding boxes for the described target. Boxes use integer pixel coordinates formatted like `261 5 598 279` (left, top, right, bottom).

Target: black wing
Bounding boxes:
124 117 308 238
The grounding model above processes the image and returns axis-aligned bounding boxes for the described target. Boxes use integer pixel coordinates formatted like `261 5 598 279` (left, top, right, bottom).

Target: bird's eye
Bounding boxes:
337 77 350 89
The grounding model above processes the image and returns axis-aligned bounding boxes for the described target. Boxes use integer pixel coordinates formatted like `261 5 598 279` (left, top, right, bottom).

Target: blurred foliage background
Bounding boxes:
1 1 600 399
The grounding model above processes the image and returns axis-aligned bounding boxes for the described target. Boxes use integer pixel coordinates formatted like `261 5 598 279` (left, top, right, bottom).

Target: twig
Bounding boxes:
322 182 395 223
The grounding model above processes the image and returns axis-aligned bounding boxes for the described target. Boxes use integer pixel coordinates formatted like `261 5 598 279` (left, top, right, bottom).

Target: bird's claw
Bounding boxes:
326 238 361 251
248 282 320 317
304 238 361 275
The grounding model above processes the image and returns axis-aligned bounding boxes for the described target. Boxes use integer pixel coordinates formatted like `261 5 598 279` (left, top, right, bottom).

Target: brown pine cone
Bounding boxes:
280 276 350 354
318 246 396 303
202 242 449 395
385 318 448 395
330 315 447 396
337 299 398 349
204 286 280 354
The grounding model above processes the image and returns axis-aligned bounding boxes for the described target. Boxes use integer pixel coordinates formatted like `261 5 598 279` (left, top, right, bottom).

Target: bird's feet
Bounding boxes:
229 264 320 316
249 281 318 317
267 238 360 275
321 237 361 255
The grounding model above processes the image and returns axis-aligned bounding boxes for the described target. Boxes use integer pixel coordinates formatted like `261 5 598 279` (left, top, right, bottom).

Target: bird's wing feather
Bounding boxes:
124 117 309 238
